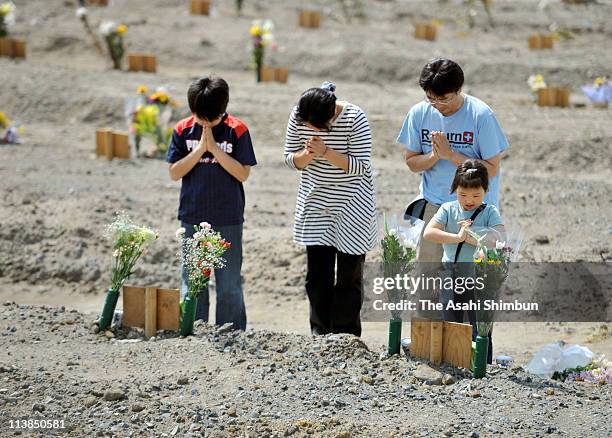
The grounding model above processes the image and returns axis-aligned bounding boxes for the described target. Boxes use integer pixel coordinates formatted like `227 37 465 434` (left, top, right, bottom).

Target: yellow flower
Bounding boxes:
487 260 497 265
137 85 148 94
171 99 177 109
117 24 127 35
0 3 11 15
594 77 606 87
474 258 482 264
250 25 262 37
0 111 8 129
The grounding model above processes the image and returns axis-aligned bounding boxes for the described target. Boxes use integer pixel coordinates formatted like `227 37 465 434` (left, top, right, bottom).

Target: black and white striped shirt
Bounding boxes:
284 102 377 255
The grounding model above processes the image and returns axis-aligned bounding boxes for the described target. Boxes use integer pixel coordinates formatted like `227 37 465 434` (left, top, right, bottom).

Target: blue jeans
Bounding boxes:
180 222 246 331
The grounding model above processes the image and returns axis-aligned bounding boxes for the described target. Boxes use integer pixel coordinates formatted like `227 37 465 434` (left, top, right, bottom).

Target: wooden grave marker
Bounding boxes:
260 66 275 82
190 0 210 16
299 10 321 28
122 285 180 338
537 87 571 108
0 38 26 59
95 129 130 159
274 67 289 83
528 34 554 50
411 319 472 369
415 23 437 41
127 53 157 73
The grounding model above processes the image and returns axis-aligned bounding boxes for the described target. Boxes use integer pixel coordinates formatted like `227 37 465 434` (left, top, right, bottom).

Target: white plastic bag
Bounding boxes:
523 342 595 378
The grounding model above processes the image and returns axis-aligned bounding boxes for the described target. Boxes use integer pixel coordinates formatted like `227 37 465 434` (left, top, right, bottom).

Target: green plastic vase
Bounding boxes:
180 296 198 336
473 335 489 378
98 288 119 331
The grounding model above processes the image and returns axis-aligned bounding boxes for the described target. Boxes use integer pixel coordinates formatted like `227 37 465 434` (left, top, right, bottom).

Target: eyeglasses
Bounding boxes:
424 93 457 105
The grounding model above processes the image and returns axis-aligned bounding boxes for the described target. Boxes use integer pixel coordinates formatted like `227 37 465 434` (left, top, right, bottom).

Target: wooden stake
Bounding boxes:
12 39 26 59
145 287 157 339
0 37 13 57
128 54 144 72
260 66 275 82
142 54 157 73
528 34 541 50
274 67 289 83
112 131 130 159
556 87 570 107
429 321 443 365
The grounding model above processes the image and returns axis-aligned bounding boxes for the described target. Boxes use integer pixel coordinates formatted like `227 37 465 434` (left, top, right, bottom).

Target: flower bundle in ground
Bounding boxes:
381 213 416 355
469 228 520 378
176 222 230 335
99 21 127 69
527 74 547 100
75 6 105 55
249 19 276 82
554 357 612 385
127 86 176 156
0 2 15 37
98 212 157 330
0 110 24 144
581 76 612 106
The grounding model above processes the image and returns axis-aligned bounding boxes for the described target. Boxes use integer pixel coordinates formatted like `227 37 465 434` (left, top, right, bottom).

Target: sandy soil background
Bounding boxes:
0 0 611 423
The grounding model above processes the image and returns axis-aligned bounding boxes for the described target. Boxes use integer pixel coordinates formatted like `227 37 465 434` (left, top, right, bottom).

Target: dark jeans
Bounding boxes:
440 262 493 364
305 245 365 337
180 222 246 331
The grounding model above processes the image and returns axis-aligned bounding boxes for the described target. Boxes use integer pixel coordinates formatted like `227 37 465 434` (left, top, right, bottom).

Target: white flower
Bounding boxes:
99 21 115 36
388 229 397 237
75 7 87 19
193 231 202 240
199 222 211 230
175 227 186 238
496 240 506 250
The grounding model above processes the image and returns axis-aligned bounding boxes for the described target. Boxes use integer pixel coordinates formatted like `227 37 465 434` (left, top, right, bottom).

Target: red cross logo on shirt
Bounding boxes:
463 131 474 144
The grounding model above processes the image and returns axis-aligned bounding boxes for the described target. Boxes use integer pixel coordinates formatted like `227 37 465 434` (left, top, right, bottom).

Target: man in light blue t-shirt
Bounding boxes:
397 58 509 262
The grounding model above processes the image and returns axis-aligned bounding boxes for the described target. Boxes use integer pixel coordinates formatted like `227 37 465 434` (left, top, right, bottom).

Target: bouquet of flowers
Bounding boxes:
126 86 176 157
99 21 127 70
0 2 15 37
76 6 104 55
176 222 230 335
0 111 23 144
581 76 612 107
527 74 547 100
380 213 418 355
564 356 612 385
249 19 276 82
468 226 522 377
98 212 158 330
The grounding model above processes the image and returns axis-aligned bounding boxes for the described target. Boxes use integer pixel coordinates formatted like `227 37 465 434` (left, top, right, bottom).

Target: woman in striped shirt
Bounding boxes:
283 82 377 337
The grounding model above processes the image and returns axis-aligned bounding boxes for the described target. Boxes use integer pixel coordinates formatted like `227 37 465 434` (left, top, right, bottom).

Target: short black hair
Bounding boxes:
295 87 337 131
451 159 489 193
419 58 464 97
187 76 229 121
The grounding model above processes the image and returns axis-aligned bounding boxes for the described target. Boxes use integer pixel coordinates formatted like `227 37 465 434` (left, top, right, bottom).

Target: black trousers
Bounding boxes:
305 245 365 337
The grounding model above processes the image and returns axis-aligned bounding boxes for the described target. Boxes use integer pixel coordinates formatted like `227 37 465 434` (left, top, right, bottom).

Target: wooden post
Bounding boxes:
556 87 570 107
540 34 554 49
429 321 443 365
275 67 289 83
260 66 275 82
299 10 310 28
528 34 541 50
142 54 157 73
190 0 210 15
309 11 321 28
96 128 114 159
425 24 437 41
112 132 130 159
128 54 144 72
415 23 427 40
145 287 157 339
12 39 26 59
0 37 13 57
